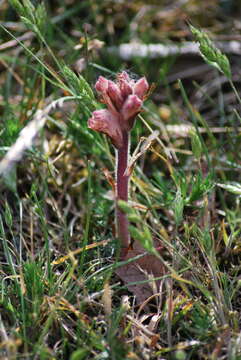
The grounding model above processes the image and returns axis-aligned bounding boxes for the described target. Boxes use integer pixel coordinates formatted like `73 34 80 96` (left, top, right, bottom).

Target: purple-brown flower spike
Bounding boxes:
89 72 149 147
88 109 123 148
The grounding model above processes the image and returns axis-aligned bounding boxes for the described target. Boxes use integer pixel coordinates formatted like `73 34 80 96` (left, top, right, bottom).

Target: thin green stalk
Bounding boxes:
229 80 241 106
80 160 92 272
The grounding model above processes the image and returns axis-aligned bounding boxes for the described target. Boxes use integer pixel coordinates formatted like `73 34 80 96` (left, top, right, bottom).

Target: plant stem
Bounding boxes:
116 131 130 254
229 80 241 106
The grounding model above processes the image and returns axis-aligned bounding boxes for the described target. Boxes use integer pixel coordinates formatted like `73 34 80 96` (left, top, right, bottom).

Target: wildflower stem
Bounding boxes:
229 80 241 107
116 130 130 253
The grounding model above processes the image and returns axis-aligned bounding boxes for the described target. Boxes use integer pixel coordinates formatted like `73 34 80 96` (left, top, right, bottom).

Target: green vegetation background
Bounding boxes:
0 1 241 359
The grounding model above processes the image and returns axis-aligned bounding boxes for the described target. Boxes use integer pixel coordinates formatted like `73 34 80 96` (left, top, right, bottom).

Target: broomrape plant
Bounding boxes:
88 72 149 256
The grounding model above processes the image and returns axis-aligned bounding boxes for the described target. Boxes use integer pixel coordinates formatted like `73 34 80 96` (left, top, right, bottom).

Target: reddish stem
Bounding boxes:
116 130 130 253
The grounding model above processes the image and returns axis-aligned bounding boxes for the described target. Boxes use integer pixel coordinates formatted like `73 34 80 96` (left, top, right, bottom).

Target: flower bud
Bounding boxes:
107 80 123 109
117 72 133 99
121 95 142 122
95 76 109 93
133 77 149 99
88 109 123 148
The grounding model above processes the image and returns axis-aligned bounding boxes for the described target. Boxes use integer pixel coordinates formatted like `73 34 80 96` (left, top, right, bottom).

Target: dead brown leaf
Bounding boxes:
115 239 165 304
